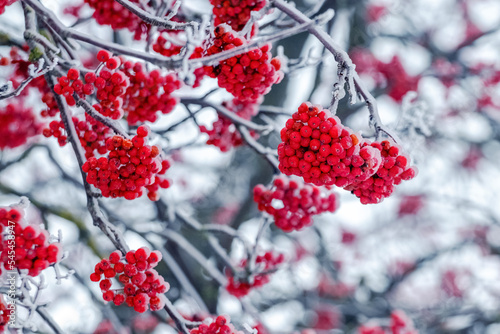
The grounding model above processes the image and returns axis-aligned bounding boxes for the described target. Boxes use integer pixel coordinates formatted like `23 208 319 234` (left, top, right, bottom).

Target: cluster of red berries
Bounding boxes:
200 98 259 152
204 25 282 102
0 204 61 277
54 51 129 119
90 247 168 313
278 103 382 186
350 49 420 102
84 0 149 40
121 61 181 125
0 0 16 15
210 0 267 32
359 310 418 334
226 251 283 298
278 102 416 204
82 125 170 201
344 140 417 204
253 177 338 232
0 102 42 150
190 315 241 334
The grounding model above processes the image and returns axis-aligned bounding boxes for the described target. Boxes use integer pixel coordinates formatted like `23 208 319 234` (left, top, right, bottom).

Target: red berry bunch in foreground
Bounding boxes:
344 140 417 204
190 315 242 334
278 102 416 204
226 251 284 298
210 0 267 32
358 310 418 334
121 61 181 125
0 0 17 15
90 247 168 313
54 51 129 119
253 177 338 232
204 25 282 102
200 98 259 152
278 102 382 187
82 125 170 201
0 204 61 277
0 102 42 150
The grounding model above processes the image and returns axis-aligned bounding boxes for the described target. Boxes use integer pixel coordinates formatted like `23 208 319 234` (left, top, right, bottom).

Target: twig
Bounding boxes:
114 0 196 29
181 98 271 132
238 126 280 172
37 307 65 334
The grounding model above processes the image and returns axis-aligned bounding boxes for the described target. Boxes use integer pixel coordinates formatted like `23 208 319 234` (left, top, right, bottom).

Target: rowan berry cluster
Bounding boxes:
200 98 259 152
358 310 418 334
0 0 16 15
54 51 129 119
82 125 170 201
90 247 168 313
0 102 42 150
121 61 181 125
278 102 416 204
253 176 338 232
226 251 284 298
83 0 148 40
190 315 243 334
0 205 62 277
278 103 382 187
210 0 267 32
204 25 283 102
344 140 417 204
